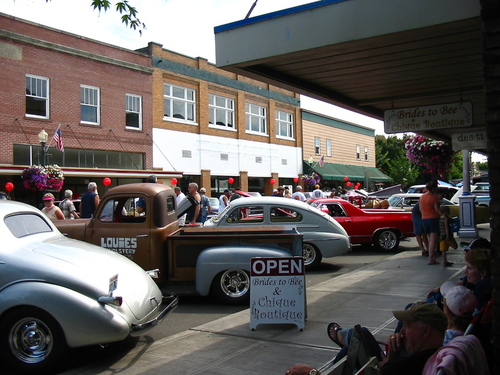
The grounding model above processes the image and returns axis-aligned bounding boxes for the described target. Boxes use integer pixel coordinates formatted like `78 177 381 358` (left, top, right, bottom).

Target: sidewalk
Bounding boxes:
62 224 490 375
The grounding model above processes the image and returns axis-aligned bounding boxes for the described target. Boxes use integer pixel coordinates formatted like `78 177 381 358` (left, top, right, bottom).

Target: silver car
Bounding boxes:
204 197 351 270
0 200 177 374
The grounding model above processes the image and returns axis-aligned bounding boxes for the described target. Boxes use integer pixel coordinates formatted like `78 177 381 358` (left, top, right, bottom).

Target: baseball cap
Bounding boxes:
200 187 206 193
43 193 55 201
224 189 230 193
392 302 447 332
441 283 476 317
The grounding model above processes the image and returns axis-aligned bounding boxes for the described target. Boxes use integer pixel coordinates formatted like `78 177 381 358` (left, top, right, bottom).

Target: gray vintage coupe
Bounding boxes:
0 200 177 374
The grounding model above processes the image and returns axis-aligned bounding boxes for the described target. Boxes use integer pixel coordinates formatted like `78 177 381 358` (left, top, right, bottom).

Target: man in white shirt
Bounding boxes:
219 189 230 212
174 187 187 225
292 186 307 201
312 184 323 199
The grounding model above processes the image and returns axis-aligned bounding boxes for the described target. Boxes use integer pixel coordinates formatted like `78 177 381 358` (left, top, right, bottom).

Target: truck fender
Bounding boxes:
195 247 293 296
0 281 130 348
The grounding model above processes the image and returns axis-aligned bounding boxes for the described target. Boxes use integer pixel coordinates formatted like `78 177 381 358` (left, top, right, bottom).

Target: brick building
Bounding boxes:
302 110 390 192
0 13 177 205
141 42 302 196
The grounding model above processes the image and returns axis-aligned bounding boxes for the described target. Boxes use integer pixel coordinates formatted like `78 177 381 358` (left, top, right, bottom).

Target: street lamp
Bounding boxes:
38 128 48 166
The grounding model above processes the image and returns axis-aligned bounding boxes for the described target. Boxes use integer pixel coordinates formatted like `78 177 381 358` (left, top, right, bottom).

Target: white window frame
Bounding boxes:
80 85 100 125
209 94 235 130
356 145 361 160
364 146 369 161
326 139 332 157
245 103 267 135
315 137 321 155
276 110 294 139
25 74 49 119
125 94 142 130
163 83 196 124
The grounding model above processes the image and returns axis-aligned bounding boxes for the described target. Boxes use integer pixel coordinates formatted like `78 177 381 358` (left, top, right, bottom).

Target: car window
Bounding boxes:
5 213 53 238
270 206 303 222
323 203 346 217
99 197 146 223
226 206 263 224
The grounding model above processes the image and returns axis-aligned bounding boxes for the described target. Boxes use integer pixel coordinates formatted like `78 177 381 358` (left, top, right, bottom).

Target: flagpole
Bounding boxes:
45 124 61 151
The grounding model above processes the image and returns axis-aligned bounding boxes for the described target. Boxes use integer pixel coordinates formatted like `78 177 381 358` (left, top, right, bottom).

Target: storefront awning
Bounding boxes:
308 162 392 182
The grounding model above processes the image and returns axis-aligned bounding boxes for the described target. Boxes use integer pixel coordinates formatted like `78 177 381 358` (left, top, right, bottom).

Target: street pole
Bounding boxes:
38 129 48 166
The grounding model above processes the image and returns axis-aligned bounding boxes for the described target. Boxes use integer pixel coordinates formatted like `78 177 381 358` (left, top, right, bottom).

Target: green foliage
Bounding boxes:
476 161 488 171
47 0 146 34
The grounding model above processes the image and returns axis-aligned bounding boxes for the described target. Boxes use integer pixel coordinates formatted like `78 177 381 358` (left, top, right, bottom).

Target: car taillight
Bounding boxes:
98 296 123 306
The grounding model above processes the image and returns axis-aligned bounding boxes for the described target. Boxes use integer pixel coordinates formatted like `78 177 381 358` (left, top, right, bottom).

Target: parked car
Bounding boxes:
309 198 415 251
204 197 351 270
208 197 220 215
386 193 455 211
54 198 81 215
406 184 458 200
0 200 178 374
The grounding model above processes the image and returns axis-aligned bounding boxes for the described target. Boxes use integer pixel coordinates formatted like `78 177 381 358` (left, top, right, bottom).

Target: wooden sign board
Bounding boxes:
250 257 305 330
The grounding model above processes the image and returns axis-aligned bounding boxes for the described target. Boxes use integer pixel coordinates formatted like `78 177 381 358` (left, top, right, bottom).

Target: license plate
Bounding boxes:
109 274 118 294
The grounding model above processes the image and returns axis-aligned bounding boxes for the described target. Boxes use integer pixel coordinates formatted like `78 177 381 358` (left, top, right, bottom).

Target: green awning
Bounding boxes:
308 162 392 182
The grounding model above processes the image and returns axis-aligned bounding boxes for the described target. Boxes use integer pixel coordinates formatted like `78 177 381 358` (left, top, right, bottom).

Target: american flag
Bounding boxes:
53 128 64 152
318 155 325 167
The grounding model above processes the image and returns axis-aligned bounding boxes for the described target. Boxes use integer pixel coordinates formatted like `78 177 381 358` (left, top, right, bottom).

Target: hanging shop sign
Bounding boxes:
384 102 473 134
451 129 487 151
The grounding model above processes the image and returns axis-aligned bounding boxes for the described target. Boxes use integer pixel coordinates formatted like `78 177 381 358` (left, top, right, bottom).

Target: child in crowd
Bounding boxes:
439 205 457 267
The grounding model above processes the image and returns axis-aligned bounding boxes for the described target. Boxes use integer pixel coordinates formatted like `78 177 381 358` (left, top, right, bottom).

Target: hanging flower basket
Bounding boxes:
301 172 321 186
404 135 455 177
21 164 64 192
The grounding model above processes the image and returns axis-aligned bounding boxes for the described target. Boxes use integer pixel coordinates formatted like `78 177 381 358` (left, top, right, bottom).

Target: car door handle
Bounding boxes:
136 234 148 238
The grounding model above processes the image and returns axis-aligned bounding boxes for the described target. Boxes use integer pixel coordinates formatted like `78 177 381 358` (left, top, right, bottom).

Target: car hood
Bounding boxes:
6 235 162 321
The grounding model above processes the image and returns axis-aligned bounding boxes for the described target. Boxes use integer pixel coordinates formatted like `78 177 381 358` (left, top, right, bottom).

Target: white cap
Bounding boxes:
441 282 476 317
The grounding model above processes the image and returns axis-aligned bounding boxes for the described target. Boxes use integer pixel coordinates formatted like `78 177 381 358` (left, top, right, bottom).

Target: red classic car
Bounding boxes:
309 198 415 251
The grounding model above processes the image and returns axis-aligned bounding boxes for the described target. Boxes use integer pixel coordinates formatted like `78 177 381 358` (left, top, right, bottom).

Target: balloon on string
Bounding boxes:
293 177 299 183
5 182 14 192
346 181 352 187
344 176 349 181
103 177 111 186
171 178 178 185
228 177 234 184
270 179 276 185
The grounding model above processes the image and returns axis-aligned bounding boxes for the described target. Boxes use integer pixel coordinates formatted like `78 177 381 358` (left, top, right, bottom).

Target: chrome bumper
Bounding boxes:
130 294 178 336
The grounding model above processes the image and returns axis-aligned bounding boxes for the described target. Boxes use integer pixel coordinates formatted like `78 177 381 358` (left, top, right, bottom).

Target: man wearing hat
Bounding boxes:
292 185 306 201
381 302 447 375
199 187 211 223
312 184 323 199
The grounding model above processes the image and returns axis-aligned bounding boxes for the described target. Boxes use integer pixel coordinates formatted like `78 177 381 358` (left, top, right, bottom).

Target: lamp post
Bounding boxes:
38 128 48 166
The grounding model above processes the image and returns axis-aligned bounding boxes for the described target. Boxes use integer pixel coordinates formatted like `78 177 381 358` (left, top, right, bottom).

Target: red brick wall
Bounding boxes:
0 14 153 167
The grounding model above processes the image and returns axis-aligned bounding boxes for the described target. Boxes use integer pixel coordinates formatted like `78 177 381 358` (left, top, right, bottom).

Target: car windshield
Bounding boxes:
209 204 231 223
5 213 53 238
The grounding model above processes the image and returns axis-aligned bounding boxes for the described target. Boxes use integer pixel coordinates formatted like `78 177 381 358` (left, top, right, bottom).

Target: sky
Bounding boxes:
1 0 385 134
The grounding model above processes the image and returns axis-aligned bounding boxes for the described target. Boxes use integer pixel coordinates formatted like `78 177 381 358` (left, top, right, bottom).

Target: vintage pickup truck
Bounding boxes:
54 183 302 304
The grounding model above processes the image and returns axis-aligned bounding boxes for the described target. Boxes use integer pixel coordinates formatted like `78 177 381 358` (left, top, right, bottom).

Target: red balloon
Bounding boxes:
293 177 299 183
5 182 14 192
228 177 234 184
171 178 178 185
103 177 111 186
346 181 352 187
270 179 276 185
343 176 349 181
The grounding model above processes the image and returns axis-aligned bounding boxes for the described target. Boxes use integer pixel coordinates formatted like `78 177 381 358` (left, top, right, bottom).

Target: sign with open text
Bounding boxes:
250 257 305 330
384 102 473 134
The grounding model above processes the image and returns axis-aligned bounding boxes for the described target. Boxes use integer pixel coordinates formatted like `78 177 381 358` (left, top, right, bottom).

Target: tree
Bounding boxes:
45 0 146 34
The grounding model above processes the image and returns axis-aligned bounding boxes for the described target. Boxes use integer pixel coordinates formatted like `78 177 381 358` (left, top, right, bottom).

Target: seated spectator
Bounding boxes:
421 283 489 374
324 302 447 375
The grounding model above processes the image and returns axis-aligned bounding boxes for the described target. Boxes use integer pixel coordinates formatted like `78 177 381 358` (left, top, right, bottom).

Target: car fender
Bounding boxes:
0 281 130 348
299 231 351 258
372 227 404 239
195 247 294 296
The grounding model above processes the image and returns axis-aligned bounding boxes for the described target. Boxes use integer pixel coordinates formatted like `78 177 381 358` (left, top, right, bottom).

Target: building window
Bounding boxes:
80 85 100 124
26 75 49 118
315 138 321 155
245 103 267 135
163 84 196 123
126 94 142 130
276 110 294 139
364 146 369 161
326 139 332 157
356 145 361 160
209 94 234 129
